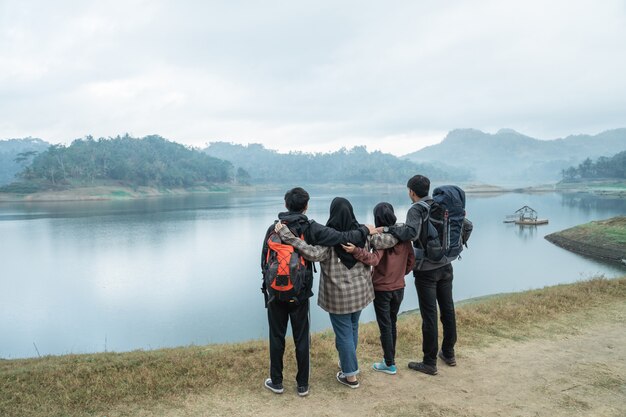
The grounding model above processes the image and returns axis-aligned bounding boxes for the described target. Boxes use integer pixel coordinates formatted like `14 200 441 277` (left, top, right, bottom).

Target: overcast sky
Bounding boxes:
1 0 625 155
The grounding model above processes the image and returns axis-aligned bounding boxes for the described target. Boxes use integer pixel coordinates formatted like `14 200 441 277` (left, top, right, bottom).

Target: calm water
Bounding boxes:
1 188 625 359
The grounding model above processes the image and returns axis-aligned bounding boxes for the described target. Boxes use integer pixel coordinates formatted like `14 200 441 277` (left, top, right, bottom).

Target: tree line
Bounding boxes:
15 135 236 188
0 138 49 186
204 142 458 183
2 135 464 194
561 151 626 181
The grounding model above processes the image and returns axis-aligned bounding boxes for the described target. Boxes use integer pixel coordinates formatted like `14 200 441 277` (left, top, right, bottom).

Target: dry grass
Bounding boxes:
556 216 626 248
1 277 625 417
545 217 626 264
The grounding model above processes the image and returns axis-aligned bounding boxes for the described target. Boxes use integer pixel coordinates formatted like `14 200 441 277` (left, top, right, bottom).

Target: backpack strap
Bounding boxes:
416 200 431 215
261 221 280 307
414 200 432 244
413 200 432 270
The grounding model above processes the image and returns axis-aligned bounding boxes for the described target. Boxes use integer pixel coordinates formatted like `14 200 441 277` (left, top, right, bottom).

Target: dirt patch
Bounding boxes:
109 303 626 417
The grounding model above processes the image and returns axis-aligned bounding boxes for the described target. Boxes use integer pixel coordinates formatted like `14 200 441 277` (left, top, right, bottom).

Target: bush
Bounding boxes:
0 181 45 194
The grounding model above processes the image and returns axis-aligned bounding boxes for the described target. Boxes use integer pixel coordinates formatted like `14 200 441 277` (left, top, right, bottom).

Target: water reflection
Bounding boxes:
1 190 625 359
515 224 539 241
560 192 626 214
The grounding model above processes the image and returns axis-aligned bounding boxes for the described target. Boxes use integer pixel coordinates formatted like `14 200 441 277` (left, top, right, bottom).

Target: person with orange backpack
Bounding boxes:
261 187 375 397
275 197 399 390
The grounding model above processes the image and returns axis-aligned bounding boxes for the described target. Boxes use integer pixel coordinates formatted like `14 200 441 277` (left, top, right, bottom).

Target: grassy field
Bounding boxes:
1 277 625 417
572 217 626 246
545 216 626 264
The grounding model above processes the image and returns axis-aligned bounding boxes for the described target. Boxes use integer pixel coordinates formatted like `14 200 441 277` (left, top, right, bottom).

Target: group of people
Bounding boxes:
260 175 459 397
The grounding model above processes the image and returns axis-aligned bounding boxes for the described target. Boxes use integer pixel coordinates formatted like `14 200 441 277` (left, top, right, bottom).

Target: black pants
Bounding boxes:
267 298 310 387
414 264 456 366
373 288 404 366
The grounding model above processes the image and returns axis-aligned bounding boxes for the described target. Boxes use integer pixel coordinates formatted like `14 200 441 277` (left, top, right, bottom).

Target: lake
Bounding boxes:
1 188 625 359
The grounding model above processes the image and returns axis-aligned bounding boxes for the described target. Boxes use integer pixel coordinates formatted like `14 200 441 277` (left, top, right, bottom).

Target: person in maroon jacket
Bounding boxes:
342 202 415 374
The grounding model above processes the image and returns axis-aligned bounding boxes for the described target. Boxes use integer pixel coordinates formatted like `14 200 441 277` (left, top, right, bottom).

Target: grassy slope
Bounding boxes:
1 277 625 417
545 217 626 263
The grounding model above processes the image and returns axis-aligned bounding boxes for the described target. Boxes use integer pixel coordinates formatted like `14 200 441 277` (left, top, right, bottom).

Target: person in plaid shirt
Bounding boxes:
276 197 396 389
262 188 375 397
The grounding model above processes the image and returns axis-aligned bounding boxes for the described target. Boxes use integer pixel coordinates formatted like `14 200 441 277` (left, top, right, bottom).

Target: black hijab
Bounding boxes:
373 202 397 228
326 197 366 269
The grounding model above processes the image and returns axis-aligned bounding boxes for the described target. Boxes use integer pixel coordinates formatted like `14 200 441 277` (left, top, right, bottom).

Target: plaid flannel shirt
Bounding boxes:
278 227 397 314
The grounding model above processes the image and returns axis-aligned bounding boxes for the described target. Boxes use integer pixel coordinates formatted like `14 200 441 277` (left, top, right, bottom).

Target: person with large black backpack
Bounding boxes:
377 175 472 376
260 187 374 397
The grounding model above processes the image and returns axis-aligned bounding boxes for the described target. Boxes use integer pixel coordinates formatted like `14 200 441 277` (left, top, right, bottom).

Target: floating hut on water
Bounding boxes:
504 205 549 225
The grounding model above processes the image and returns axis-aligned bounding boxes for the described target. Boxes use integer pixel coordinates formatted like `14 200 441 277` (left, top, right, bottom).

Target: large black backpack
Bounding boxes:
414 185 473 268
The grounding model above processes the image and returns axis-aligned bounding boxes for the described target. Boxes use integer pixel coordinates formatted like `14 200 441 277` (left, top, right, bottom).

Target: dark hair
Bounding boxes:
284 187 310 212
407 175 430 198
373 202 397 228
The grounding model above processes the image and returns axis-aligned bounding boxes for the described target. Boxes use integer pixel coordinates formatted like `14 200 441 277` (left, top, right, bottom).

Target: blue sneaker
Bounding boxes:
372 361 397 375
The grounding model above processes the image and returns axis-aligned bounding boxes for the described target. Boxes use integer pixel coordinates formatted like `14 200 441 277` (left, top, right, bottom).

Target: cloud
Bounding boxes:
1 0 625 154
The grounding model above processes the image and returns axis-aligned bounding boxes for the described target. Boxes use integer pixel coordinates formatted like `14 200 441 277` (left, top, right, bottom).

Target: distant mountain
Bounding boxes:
403 128 626 185
204 142 465 184
0 138 50 185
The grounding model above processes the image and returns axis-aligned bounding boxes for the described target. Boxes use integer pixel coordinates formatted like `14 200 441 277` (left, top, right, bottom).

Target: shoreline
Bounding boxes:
0 184 257 203
0 280 621 358
3 289 516 362
546 234 626 265
545 217 626 266
1 276 624 417
1 181 624 203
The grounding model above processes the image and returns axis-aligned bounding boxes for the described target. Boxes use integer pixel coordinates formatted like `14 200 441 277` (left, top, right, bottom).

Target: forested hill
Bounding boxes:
204 142 463 184
561 150 626 181
403 128 626 184
8 135 234 189
0 138 50 185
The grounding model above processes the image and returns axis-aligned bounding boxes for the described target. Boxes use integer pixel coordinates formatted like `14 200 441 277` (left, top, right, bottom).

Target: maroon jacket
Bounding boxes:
352 240 415 292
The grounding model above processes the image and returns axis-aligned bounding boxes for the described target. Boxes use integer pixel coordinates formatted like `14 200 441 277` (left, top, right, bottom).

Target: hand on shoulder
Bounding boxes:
341 243 357 253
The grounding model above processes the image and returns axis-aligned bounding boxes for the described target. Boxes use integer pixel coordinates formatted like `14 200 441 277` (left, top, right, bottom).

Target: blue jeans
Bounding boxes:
329 311 361 377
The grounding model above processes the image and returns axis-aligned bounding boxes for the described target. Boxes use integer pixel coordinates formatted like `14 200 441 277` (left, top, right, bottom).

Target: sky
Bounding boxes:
1 0 625 156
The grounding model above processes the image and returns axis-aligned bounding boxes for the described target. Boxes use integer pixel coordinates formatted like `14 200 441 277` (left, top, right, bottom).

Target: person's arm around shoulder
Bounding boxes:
369 232 398 250
387 205 423 242
308 220 375 246
276 222 330 262
341 242 383 267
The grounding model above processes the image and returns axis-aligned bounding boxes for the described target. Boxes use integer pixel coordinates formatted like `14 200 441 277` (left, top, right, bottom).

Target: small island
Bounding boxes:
545 217 626 265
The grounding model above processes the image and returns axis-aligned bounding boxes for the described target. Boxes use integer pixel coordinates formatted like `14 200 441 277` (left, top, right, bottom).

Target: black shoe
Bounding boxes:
297 385 309 397
408 361 438 375
264 378 284 394
336 371 359 389
438 350 457 366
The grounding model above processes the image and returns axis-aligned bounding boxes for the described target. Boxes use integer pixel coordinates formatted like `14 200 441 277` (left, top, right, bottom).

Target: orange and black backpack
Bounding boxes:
263 229 309 304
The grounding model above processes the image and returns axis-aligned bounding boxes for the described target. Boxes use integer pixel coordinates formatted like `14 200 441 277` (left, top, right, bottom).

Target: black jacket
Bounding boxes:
387 197 454 271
